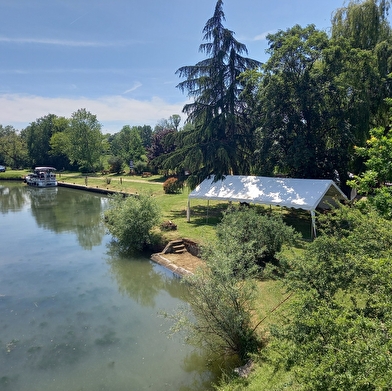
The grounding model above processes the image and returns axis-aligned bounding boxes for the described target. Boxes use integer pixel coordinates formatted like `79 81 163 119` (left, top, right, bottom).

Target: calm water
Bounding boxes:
0 182 216 391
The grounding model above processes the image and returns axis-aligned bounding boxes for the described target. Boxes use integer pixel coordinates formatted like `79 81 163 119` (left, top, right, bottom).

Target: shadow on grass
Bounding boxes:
281 208 312 241
166 201 314 238
169 203 229 227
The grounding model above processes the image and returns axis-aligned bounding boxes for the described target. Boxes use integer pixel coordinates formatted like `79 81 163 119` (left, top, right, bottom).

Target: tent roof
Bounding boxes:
188 175 347 211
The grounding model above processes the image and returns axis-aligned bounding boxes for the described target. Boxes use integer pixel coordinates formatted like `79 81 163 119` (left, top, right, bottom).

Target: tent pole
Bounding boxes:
310 210 316 239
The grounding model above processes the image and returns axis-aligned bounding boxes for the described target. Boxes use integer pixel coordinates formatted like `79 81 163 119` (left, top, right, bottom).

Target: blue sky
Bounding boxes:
1 0 361 133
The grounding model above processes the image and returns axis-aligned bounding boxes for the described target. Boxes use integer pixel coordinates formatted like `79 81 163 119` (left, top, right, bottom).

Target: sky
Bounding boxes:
0 0 371 134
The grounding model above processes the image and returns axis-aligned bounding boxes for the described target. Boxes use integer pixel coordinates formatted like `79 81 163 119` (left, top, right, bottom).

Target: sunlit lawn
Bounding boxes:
57 172 225 245
2 170 312 244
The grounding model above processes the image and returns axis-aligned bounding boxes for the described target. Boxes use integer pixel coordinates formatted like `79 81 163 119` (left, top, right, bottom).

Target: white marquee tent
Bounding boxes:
187 175 348 237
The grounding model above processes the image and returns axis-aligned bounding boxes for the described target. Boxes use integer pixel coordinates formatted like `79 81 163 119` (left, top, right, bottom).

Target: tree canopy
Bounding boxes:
66 108 104 172
1 0 391 194
163 0 261 188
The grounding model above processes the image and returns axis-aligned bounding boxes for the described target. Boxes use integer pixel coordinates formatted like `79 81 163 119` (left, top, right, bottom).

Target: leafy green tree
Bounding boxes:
104 193 161 252
128 127 146 163
332 0 391 49
67 108 104 172
0 125 28 168
47 116 73 170
110 125 147 168
348 101 392 217
164 0 261 188
351 126 392 191
330 0 392 147
248 24 351 180
170 115 181 131
137 125 153 149
154 116 180 133
23 114 69 168
242 0 392 187
265 205 392 390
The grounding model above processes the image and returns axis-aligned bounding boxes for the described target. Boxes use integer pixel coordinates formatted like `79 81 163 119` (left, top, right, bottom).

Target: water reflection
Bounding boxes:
0 182 30 213
106 244 166 307
106 243 188 307
0 183 106 249
0 182 219 391
29 187 106 249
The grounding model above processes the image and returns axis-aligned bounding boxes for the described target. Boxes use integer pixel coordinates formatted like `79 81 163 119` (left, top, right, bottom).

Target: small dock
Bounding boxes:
58 181 135 197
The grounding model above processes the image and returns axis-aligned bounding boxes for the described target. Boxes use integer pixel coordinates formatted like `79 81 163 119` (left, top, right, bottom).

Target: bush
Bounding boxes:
133 159 149 175
163 177 183 194
210 206 299 268
169 207 298 363
182 259 262 362
103 193 161 251
107 156 124 174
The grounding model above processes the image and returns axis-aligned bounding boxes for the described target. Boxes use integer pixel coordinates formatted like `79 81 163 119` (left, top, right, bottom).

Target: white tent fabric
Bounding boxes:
187 175 348 237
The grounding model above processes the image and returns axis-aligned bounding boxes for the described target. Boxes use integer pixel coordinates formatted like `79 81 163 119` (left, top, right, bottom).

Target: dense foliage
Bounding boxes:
348 101 392 217
207 206 299 268
255 205 392 390
182 256 261 362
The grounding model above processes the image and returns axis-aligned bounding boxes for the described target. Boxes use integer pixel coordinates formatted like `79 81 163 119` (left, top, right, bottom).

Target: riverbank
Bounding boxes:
58 180 134 197
0 171 220 246
1 176 206 277
57 181 205 277
151 252 202 277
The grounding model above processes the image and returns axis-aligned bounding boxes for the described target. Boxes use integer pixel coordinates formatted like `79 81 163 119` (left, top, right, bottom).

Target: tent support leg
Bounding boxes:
311 210 316 240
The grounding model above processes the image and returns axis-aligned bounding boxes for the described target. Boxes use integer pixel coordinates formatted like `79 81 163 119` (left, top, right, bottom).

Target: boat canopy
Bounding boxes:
35 167 56 171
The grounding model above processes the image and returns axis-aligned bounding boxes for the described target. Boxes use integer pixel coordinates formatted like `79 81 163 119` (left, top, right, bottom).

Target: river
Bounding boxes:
0 182 217 391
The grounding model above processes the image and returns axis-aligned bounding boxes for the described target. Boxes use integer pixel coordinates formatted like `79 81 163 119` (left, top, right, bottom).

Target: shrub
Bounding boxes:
169 247 263 363
107 156 124 174
103 193 161 251
210 206 299 268
182 259 262 362
133 159 149 175
169 207 298 363
163 177 183 194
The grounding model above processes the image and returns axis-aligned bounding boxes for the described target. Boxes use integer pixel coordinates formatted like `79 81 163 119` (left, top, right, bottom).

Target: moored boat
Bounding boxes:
25 166 58 187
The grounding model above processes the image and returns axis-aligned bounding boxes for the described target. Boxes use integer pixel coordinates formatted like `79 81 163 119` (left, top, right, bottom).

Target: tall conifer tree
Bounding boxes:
163 0 260 188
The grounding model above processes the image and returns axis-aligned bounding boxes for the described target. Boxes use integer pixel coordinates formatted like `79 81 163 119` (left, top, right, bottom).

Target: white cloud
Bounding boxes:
0 36 142 47
0 94 187 133
123 82 143 94
253 30 276 41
